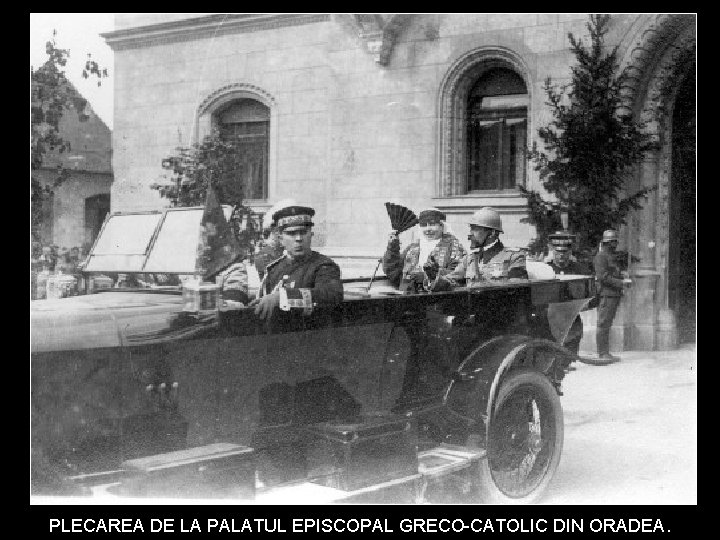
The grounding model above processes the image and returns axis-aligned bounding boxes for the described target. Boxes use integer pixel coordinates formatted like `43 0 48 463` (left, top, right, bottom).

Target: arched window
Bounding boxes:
466 68 528 191
437 48 530 197
215 98 269 200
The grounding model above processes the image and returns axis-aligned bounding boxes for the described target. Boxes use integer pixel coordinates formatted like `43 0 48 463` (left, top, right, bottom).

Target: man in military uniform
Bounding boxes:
429 207 527 291
547 231 589 360
255 199 295 279
216 258 250 306
383 207 466 293
250 205 343 320
593 229 632 362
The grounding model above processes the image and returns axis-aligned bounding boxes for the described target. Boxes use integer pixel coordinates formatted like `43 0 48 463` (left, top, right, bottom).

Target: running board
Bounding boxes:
254 443 486 504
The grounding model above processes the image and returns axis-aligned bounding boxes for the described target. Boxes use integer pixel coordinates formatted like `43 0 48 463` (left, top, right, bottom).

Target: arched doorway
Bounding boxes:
668 71 696 343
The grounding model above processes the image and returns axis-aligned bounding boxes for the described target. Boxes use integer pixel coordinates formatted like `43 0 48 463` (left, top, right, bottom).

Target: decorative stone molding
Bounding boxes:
635 25 695 289
102 13 330 51
334 14 414 66
616 14 695 348
197 83 276 118
436 47 532 198
617 14 696 120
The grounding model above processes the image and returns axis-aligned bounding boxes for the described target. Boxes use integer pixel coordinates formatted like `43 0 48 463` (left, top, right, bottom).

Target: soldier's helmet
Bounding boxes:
469 207 503 233
601 229 619 243
264 199 297 231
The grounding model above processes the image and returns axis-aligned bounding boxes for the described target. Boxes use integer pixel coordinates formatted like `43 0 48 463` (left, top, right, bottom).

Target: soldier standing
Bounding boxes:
593 229 632 362
547 231 589 361
251 205 343 320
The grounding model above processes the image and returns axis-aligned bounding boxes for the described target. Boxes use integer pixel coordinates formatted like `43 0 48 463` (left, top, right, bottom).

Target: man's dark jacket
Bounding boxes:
593 250 624 297
262 251 344 311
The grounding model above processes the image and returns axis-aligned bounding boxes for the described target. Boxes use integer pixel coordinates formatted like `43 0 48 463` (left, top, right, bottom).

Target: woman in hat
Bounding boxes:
382 207 466 293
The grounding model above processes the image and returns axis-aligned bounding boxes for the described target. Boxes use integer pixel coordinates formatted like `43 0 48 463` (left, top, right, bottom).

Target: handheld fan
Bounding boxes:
385 202 418 234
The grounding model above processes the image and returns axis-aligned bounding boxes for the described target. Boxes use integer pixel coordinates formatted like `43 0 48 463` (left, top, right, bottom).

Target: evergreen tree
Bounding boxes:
522 14 655 260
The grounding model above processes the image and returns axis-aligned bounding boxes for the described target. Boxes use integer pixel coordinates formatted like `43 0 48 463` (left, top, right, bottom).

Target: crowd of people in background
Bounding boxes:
31 242 91 299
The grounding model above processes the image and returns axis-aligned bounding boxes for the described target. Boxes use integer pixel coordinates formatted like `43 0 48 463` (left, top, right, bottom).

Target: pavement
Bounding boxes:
541 345 697 505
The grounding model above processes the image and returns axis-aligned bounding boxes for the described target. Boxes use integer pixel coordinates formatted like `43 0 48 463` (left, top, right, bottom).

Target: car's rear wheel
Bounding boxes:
475 368 563 504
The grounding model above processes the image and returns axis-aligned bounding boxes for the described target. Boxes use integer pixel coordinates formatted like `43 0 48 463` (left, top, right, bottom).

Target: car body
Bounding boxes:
31 207 594 502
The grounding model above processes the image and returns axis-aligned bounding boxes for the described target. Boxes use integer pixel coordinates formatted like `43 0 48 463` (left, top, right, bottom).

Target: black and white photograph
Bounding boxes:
30 13 696 508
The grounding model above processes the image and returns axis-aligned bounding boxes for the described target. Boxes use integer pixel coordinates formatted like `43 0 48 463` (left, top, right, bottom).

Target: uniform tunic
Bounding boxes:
593 250 625 356
382 233 466 292
431 240 528 290
254 243 285 279
216 261 249 304
260 250 343 314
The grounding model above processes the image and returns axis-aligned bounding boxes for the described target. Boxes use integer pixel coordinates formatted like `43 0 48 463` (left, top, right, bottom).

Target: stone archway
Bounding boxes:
618 14 696 349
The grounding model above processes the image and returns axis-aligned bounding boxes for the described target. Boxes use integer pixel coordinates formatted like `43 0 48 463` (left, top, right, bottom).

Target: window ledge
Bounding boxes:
432 192 528 212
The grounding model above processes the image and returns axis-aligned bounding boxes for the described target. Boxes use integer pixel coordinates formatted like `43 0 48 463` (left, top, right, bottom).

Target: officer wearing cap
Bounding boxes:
429 207 528 291
383 207 466 293
250 205 343 320
547 231 589 360
547 231 589 276
255 199 296 279
593 229 632 362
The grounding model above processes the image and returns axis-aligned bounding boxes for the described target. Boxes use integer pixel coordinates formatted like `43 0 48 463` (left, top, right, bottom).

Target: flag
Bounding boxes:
195 184 243 281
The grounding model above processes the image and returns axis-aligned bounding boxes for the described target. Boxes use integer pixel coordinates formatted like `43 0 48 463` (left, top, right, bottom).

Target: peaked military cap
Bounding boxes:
274 205 315 231
549 230 576 250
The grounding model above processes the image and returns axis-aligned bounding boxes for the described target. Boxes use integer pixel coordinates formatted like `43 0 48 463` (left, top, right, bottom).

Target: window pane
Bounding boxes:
466 67 528 192
84 212 162 272
217 105 269 200
143 206 233 273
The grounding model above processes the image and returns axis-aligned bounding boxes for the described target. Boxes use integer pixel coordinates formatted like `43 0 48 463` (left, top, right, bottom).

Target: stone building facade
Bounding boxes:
102 13 696 349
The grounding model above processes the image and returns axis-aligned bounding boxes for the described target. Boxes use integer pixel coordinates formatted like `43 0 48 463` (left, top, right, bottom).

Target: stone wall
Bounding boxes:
108 14 644 255
34 169 113 249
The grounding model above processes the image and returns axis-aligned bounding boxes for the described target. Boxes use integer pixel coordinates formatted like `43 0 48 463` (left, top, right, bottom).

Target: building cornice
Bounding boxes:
101 13 330 50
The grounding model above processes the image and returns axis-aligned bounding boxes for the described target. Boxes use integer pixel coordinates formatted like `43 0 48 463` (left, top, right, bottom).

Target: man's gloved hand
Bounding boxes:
423 256 439 282
251 292 280 320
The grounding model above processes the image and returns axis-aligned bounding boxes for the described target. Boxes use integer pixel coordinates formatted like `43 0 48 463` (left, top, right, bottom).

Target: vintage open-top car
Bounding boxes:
31 206 595 503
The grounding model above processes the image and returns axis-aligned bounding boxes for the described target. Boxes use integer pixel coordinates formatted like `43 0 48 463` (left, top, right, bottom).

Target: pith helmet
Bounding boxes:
469 207 503 233
602 229 619 243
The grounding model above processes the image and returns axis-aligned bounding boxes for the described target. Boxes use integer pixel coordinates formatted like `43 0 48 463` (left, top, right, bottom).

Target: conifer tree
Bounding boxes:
523 14 655 260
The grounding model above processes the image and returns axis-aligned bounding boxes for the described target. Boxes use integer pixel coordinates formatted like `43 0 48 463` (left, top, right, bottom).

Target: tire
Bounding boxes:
475 368 564 504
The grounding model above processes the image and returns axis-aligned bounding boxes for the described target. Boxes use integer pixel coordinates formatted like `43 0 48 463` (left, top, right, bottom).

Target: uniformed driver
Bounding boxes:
250 205 343 320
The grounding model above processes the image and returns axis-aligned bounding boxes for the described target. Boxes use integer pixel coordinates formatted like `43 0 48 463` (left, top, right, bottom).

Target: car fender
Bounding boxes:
439 335 573 443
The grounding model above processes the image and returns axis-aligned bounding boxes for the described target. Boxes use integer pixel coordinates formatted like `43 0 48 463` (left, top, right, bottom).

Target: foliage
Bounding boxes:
154 133 264 257
522 14 656 258
31 30 108 243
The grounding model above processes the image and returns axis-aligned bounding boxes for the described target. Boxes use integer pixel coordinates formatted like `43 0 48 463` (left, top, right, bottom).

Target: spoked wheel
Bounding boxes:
476 369 563 503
